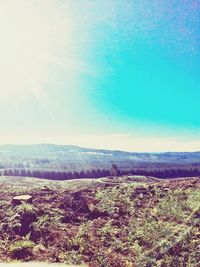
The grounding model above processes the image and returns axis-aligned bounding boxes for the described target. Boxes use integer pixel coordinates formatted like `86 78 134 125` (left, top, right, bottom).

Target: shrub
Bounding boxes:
31 214 50 242
9 239 35 259
14 204 37 235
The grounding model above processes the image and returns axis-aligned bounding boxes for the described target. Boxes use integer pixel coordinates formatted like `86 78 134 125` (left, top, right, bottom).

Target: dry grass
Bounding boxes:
0 176 199 266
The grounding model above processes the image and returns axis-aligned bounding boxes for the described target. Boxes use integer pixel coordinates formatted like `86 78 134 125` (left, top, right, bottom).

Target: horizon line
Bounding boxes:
0 142 200 154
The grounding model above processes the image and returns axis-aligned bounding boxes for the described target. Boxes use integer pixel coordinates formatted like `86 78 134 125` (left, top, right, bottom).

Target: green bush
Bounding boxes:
13 204 37 235
9 239 35 259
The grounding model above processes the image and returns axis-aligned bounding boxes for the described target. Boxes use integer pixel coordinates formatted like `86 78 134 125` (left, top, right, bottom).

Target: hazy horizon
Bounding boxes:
0 1 200 152
0 140 200 153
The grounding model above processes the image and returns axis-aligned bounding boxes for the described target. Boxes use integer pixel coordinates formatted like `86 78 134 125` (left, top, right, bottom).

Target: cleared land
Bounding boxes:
0 176 199 266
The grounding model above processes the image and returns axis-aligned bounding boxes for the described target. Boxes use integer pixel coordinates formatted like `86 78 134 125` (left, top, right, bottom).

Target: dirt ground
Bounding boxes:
0 176 199 266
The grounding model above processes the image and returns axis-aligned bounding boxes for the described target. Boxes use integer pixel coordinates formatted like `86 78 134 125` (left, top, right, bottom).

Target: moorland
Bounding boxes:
0 175 199 266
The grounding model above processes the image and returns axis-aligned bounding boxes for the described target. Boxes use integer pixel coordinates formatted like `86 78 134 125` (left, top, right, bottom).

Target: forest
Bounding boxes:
2 165 200 180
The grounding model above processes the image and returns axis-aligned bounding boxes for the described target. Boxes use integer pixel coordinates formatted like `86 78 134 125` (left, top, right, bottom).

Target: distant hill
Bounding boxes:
0 144 200 171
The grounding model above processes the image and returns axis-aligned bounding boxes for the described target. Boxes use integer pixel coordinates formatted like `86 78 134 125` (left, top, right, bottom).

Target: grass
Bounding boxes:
0 263 87 267
9 240 35 260
0 175 199 266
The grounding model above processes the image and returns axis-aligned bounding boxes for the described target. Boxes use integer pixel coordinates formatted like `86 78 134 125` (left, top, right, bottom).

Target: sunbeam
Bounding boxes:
0 1 82 113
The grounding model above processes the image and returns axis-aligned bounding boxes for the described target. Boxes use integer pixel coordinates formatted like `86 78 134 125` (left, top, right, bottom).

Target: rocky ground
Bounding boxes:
0 176 199 266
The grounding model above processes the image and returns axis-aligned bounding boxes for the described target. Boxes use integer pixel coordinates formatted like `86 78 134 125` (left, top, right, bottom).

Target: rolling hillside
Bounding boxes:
0 144 200 171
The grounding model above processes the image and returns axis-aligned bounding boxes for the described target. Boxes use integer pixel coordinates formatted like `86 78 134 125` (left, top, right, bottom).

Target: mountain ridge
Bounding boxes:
0 143 200 154
0 144 200 171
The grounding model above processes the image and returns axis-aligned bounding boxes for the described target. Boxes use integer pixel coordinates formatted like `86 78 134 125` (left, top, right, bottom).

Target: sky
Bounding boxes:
0 0 200 152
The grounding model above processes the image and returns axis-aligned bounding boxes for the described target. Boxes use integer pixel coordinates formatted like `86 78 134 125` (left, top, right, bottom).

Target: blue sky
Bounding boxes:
0 0 200 151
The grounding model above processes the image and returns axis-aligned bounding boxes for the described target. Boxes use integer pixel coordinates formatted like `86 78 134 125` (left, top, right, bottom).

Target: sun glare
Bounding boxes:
0 1 71 105
0 2 44 99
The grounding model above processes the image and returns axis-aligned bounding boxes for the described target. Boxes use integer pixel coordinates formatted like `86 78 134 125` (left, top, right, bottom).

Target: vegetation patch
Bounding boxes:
0 176 199 266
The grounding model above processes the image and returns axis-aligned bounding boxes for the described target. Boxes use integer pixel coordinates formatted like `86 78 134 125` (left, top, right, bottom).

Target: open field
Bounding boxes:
0 175 199 266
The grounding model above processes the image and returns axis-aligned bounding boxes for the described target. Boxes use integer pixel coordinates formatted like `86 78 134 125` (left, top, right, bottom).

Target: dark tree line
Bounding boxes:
2 168 111 180
129 167 200 178
1 166 200 180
